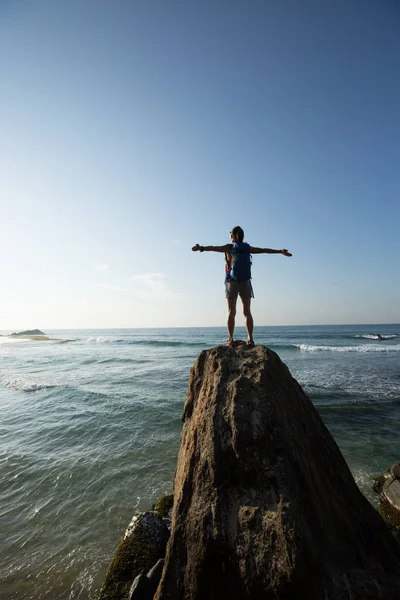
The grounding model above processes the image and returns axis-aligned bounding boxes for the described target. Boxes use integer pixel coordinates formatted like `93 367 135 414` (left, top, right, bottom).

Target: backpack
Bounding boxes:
229 242 252 282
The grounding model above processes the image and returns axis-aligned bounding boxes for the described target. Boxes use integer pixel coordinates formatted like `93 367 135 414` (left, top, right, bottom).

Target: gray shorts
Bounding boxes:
225 280 254 300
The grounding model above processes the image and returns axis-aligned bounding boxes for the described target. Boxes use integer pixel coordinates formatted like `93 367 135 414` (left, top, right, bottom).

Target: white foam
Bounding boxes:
0 337 26 345
357 334 399 340
0 375 57 392
352 470 379 507
86 336 108 343
297 343 400 353
0 370 61 393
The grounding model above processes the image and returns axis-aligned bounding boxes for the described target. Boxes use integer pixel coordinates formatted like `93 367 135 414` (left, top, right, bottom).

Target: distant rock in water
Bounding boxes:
155 344 400 600
11 329 46 336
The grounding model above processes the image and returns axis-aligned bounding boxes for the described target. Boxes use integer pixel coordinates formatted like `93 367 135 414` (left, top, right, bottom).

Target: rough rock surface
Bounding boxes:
99 511 169 600
374 462 400 528
155 345 400 600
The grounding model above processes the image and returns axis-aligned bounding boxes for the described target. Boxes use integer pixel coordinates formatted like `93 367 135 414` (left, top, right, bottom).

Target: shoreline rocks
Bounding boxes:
128 559 165 600
99 345 400 599
374 462 400 529
98 512 169 600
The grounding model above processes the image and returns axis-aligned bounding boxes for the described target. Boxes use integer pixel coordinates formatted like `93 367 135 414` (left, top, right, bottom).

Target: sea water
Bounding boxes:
1 325 399 599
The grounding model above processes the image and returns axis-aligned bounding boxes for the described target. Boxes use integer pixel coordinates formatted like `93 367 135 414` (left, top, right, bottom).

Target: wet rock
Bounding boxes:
374 462 400 528
147 559 165 596
127 559 166 600
99 511 169 600
128 574 151 600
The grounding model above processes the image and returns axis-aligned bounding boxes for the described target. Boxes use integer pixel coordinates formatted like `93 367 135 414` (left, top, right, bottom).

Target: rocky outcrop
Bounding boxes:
99 512 169 600
155 344 400 600
10 329 45 336
374 463 400 528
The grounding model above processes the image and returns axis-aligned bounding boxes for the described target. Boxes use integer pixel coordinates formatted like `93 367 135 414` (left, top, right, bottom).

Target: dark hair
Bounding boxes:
231 226 244 243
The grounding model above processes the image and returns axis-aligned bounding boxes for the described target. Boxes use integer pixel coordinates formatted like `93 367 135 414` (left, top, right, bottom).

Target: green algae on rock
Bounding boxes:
98 512 169 600
152 494 173 518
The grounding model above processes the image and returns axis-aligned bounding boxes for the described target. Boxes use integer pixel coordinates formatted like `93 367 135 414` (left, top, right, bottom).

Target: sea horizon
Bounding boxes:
1 322 400 333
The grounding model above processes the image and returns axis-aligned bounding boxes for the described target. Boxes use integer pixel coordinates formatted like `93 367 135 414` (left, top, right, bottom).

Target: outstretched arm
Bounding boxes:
250 247 292 256
192 243 232 253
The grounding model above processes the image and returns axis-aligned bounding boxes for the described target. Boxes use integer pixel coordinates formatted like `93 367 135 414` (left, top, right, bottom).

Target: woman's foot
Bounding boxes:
246 339 255 347
225 339 234 347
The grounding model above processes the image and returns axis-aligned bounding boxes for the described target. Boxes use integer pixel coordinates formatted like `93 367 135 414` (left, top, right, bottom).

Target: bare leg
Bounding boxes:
226 298 237 345
242 297 254 345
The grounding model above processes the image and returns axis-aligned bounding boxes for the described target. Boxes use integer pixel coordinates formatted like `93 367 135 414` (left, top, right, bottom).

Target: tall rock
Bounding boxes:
155 345 400 600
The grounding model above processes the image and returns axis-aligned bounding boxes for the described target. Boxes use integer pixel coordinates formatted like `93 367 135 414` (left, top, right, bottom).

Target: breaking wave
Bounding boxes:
0 374 60 392
85 337 206 347
296 343 400 353
356 334 400 340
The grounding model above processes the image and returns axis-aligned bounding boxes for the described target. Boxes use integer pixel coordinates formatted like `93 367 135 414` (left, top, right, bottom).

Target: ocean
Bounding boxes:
1 325 399 599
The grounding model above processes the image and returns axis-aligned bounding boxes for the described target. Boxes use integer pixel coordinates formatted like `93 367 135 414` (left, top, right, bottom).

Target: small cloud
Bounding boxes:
96 264 109 272
131 272 178 299
131 273 165 282
96 283 131 292
96 273 183 300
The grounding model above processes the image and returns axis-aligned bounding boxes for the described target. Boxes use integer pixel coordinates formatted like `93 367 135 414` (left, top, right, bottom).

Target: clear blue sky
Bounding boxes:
1 0 399 329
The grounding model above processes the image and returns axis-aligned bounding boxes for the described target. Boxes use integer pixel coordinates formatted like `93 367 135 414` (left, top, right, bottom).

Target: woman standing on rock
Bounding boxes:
192 226 292 346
